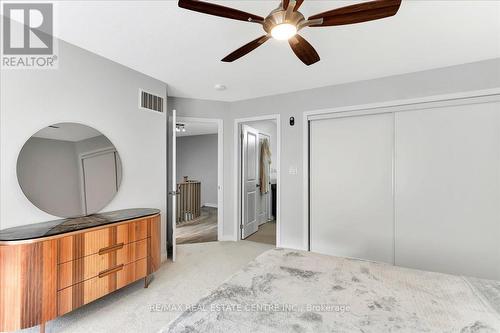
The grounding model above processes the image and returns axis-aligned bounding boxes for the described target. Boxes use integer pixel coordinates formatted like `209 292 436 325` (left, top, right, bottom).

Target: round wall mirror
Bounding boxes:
17 122 122 218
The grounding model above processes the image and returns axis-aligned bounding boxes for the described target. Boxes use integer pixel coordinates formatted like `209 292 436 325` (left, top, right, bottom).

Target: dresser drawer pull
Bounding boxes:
98 264 124 278
98 243 124 255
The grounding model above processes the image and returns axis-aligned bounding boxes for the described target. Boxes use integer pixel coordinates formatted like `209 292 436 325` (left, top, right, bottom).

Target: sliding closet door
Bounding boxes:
395 102 500 280
310 113 394 263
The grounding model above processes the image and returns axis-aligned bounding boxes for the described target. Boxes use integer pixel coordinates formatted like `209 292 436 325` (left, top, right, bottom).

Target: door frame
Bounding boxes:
302 89 500 252
233 115 281 246
176 116 224 241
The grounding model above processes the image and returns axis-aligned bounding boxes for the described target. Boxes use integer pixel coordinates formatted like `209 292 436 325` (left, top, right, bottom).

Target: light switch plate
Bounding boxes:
288 166 298 175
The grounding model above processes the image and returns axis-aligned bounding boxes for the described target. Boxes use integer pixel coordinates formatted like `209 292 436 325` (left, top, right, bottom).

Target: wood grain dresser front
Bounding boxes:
0 209 161 333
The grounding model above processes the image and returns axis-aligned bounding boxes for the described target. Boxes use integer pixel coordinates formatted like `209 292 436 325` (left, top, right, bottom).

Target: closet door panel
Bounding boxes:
395 102 500 279
310 113 394 263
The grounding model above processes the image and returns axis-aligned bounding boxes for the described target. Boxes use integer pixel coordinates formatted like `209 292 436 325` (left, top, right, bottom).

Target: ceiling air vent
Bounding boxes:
139 89 164 113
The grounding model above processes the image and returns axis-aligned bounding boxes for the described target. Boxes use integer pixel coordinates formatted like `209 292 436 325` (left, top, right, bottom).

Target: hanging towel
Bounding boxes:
260 138 272 194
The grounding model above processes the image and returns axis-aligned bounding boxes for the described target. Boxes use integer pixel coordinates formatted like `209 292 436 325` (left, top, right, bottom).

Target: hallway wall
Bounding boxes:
176 134 218 206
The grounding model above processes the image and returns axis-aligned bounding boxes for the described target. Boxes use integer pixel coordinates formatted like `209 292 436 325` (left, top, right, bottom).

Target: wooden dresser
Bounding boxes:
0 209 161 333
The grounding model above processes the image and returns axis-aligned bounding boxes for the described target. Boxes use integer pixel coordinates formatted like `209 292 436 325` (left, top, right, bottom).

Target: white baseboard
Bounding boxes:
203 203 218 208
218 235 236 242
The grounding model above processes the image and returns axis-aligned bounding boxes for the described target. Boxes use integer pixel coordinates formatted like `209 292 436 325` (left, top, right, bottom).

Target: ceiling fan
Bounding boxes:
178 0 402 65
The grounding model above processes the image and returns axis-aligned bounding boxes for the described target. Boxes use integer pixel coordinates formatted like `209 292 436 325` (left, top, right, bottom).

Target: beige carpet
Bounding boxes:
246 220 276 245
16 241 273 333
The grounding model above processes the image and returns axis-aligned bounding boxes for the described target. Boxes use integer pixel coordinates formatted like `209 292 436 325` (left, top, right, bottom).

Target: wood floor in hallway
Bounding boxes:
245 220 276 245
176 206 217 244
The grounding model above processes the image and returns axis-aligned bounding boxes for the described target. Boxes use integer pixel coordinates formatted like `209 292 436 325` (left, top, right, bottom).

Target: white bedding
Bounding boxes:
165 248 500 332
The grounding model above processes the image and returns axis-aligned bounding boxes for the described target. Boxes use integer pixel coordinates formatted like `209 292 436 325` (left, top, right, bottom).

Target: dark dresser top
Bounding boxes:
0 208 160 242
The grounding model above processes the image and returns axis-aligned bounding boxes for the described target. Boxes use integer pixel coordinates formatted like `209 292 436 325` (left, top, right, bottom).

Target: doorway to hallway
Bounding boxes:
236 117 280 246
175 118 223 245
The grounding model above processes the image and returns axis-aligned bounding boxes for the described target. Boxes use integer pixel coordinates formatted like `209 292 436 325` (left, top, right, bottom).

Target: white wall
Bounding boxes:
0 39 168 258
177 134 218 206
169 58 500 248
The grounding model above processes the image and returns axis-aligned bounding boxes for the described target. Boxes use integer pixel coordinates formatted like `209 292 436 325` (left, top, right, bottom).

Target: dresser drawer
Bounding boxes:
57 219 149 264
57 239 147 290
57 258 147 316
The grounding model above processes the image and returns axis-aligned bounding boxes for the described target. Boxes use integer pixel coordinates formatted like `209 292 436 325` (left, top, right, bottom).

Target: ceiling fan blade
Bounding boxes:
288 34 320 66
282 0 290 9
221 35 270 62
293 0 304 11
178 0 264 23
308 0 401 27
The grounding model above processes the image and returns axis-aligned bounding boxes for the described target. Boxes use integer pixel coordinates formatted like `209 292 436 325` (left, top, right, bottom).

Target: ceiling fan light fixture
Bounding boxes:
271 23 297 40
178 0 403 65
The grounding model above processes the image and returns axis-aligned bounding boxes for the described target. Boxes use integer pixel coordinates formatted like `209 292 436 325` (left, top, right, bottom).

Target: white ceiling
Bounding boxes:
176 121 218 137
54 1 500 101
34 123 103 142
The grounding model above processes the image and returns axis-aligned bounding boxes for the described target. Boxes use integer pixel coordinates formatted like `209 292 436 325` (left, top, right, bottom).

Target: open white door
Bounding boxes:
241 125 259 239
167 109 177 261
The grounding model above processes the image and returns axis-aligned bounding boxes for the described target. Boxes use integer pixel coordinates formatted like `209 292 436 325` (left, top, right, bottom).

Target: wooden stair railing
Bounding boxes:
176 180 201 224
